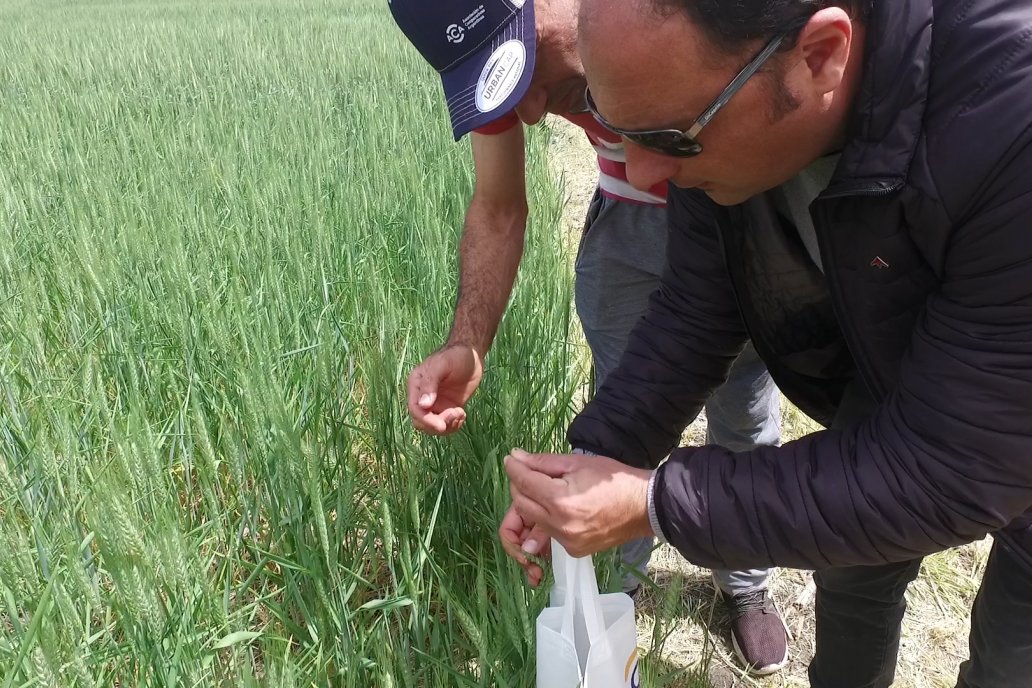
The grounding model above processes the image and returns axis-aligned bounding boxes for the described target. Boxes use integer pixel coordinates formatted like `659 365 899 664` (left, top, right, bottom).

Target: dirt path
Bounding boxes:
545 115 990 687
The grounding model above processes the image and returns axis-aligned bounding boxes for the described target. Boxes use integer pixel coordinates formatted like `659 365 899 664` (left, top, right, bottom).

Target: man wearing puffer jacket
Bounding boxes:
501 0 1032 685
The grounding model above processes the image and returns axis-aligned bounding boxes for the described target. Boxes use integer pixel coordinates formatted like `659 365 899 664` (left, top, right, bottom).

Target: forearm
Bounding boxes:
446 201 527 355
653 315 1032 571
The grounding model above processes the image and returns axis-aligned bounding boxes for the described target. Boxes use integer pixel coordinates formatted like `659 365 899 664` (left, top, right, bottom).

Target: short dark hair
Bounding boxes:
648 0 872 53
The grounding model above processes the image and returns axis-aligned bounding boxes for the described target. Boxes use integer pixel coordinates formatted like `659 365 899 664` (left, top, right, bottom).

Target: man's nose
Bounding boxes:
624 142 681 192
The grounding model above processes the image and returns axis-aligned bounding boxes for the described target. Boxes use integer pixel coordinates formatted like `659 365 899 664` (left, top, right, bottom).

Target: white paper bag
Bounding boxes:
536 541 640 688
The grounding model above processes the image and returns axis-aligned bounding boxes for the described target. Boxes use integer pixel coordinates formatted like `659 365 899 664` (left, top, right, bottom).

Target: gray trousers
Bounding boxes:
573 191 781 594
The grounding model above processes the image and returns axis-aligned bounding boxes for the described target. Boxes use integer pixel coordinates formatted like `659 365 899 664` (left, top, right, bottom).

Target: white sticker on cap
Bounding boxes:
475 40 526 113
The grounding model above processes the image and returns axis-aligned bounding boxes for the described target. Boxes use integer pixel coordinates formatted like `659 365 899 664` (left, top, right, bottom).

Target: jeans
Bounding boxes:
573 190 781 594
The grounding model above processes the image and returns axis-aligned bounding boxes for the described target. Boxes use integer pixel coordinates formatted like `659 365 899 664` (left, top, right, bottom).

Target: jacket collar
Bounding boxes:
824 0 934 197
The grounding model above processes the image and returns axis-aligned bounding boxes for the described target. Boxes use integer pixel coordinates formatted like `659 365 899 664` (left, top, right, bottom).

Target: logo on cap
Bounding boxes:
445 23 465 43
475 39 526 113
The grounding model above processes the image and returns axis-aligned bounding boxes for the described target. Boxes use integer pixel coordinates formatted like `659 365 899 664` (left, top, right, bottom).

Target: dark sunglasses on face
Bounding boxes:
585 28 795 157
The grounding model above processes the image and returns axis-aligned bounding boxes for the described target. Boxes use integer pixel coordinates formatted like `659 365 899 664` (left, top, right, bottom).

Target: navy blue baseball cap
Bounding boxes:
389 0 536 139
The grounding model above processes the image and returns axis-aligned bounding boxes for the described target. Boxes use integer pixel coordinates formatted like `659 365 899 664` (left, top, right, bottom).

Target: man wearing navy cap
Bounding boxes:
389 0 789 674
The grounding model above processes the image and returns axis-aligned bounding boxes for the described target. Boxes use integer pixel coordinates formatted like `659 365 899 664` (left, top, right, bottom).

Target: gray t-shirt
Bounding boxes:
770 154 841 272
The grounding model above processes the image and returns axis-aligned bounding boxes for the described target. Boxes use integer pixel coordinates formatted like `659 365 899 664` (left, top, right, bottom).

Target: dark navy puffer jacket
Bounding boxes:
567 0 1032 571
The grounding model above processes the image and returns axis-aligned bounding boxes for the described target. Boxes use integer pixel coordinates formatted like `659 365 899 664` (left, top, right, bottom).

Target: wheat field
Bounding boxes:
0 1 584 684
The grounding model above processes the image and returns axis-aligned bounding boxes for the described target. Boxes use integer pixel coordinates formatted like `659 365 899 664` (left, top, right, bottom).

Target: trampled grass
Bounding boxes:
0 1 584 684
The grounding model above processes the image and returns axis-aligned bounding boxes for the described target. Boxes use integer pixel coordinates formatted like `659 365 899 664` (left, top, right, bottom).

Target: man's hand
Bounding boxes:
498 504 550 587
502 448 654 560
407 344 484 435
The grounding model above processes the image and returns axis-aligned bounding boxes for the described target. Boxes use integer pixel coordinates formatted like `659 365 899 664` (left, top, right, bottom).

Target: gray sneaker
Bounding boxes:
718 586 789 676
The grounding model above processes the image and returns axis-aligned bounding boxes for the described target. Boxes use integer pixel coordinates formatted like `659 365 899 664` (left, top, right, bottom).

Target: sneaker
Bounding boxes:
718 586 789 676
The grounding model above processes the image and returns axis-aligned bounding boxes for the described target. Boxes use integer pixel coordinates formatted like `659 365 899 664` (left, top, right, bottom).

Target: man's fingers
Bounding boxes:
407 367 437 408
409 403 464 436
510 448 578 478
407 393 432 427
410 408 448 435
499 505 526 540
501 537 531 568
520 524 551 557
408 365 445 432
438 407 466 429
499 507 532 567
527 563 544 587
511 491 553 536
498 505 547 587
505 452 565 502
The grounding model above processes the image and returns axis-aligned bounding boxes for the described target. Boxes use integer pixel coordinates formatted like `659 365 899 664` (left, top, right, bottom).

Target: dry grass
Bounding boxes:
545 116 991 687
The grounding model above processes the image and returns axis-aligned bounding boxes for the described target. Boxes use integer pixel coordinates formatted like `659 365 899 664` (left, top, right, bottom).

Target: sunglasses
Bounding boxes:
585 29 795 157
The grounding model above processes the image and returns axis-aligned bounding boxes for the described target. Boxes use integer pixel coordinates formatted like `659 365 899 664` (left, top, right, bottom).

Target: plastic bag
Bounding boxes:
536 541 639 687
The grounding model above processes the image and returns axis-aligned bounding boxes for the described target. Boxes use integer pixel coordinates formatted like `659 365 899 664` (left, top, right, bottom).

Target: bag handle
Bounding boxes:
573 550 606 645
553 541 607 645
555 542 579 639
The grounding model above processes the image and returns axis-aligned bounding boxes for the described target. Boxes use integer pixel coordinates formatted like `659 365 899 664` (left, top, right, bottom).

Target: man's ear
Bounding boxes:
796 7 853 96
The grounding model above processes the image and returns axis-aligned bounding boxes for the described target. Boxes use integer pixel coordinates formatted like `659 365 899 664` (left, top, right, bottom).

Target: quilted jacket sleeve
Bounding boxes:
653 138 1032 571
566 187 748 469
